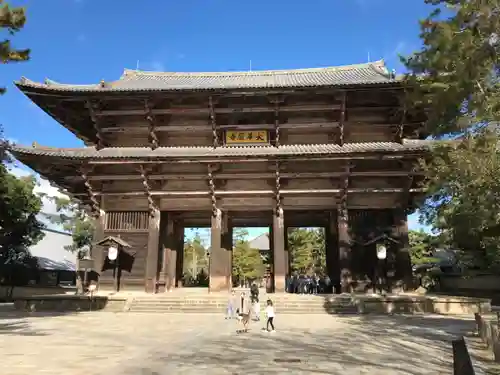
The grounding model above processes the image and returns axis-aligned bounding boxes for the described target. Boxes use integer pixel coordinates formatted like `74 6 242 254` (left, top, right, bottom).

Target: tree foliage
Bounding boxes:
403 0 500 135
232 228 265 281
409 229 444 265
0 163 44 271
43 195 95 259
404 0 500 269
419 131 500 268
183 233 208 277
0 0 29 94
288 228 325 274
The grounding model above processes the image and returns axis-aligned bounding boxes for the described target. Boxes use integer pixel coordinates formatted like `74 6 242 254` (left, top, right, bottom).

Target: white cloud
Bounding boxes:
8 165 68 216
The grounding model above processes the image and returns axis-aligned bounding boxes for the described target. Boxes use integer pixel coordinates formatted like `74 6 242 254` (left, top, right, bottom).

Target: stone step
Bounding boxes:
128 300 359 314
131 302 336 307
129 308 358 314
128 294 358 314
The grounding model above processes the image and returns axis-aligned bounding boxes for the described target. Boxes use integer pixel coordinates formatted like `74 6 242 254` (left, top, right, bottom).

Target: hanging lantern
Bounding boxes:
376 244 387 260
108 246 118 261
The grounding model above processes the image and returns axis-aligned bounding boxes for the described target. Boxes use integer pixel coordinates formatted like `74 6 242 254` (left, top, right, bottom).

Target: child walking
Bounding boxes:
265 299 275 332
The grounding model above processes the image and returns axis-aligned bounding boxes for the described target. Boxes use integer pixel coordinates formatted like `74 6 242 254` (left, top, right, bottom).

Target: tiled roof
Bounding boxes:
249 234 270 251
16 60 400 92
9 140 431 160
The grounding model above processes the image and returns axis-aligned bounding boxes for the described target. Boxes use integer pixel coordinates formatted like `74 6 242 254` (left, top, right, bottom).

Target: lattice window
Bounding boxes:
105 211 149 232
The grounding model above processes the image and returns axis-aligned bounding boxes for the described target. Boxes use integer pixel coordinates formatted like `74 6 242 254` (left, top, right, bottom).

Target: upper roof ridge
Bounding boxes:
16 59 399 93
120 60 387 79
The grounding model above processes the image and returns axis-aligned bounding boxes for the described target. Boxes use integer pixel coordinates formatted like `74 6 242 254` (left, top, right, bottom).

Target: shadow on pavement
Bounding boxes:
124 314 484 374
0 302 76 337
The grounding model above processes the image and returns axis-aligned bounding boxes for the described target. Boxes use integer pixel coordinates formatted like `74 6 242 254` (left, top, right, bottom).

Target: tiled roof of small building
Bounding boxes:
9 140 431 160
15 60 401 92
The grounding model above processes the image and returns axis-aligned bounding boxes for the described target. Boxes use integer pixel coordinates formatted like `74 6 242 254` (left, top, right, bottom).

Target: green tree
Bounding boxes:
419 132 500 269
43 196 95 258
42 195 95 293
232 229 265 284
183 233 208 282
409 229 444 265
0 163 44 282
287 228 326 274
1 0 29 94
403 0 500 269
403 0 500 135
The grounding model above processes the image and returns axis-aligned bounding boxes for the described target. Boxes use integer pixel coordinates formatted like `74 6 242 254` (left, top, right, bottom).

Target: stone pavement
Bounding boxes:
0 311 492 374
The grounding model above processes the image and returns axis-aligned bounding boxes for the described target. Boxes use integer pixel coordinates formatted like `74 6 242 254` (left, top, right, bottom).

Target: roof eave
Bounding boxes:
14 80 405 96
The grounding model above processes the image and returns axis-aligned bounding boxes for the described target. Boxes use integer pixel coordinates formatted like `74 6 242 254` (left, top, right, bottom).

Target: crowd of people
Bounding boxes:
285 273 333 294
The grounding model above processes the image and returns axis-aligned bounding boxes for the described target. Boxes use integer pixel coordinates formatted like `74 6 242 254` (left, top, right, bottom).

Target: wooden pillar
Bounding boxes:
175 221 184 287
165 214 177 292
273 210 286 293
221 213 233 292
394 209 413 290
338 206 352 293
145 208 160 293
284 226 290 278
209 209 227 292
326 211 339 293
92 210 106 283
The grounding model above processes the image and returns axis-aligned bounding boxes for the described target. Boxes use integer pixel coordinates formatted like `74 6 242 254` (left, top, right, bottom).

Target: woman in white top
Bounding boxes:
265 299 275 332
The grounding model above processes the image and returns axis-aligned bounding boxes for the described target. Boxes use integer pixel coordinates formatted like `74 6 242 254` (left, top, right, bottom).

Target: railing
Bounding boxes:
105 211 149 232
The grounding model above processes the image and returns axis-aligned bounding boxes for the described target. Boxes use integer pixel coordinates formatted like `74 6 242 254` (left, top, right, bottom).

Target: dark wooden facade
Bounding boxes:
11 60 429 293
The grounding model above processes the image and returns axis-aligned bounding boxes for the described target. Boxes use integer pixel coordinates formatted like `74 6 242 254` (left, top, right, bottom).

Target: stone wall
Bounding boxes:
475 313 500 363
440 274 500 295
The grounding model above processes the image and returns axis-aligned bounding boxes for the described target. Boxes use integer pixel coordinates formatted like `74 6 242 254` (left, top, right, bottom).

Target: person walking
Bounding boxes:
250 282 259 303
265 299 275 332
225 290 236 319
253 297 261 321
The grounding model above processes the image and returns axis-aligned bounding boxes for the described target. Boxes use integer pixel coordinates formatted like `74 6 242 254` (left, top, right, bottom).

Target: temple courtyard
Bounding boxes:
0 311 497 375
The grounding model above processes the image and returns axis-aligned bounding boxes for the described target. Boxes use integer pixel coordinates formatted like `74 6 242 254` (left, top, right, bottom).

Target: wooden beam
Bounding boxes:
144 100 159 149
78 170 425 182
85 100 106 150
76 187 425 197
95 103 341 116
208 96 219 148
207 164 217 216
80 165 101 215
273 101 280 147
275 161 282 213
86 154 417 165
95 104 397 117
98 121 423 134
340 163 350 211
138 164 156 214
397 93 407 144
339 91 347 146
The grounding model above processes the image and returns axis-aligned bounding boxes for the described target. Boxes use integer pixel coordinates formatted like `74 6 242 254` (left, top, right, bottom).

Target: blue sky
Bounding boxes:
2 0 433 240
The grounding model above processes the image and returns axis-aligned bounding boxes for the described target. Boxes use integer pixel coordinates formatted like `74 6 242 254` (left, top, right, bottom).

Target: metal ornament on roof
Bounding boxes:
108 246 118 261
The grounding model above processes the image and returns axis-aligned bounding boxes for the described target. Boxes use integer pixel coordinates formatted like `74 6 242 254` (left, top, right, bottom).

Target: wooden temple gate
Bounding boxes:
9 60 428 293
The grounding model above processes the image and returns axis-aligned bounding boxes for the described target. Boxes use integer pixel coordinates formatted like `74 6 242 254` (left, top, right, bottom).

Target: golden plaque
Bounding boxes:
225 130 269 145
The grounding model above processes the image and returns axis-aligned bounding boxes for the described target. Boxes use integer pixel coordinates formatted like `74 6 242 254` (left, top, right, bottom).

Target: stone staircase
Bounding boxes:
128 293 358 314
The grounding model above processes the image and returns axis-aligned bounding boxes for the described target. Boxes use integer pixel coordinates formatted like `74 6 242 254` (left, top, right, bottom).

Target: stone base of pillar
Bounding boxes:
274 275 286 293
145 279 156 293
208 276 227 292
